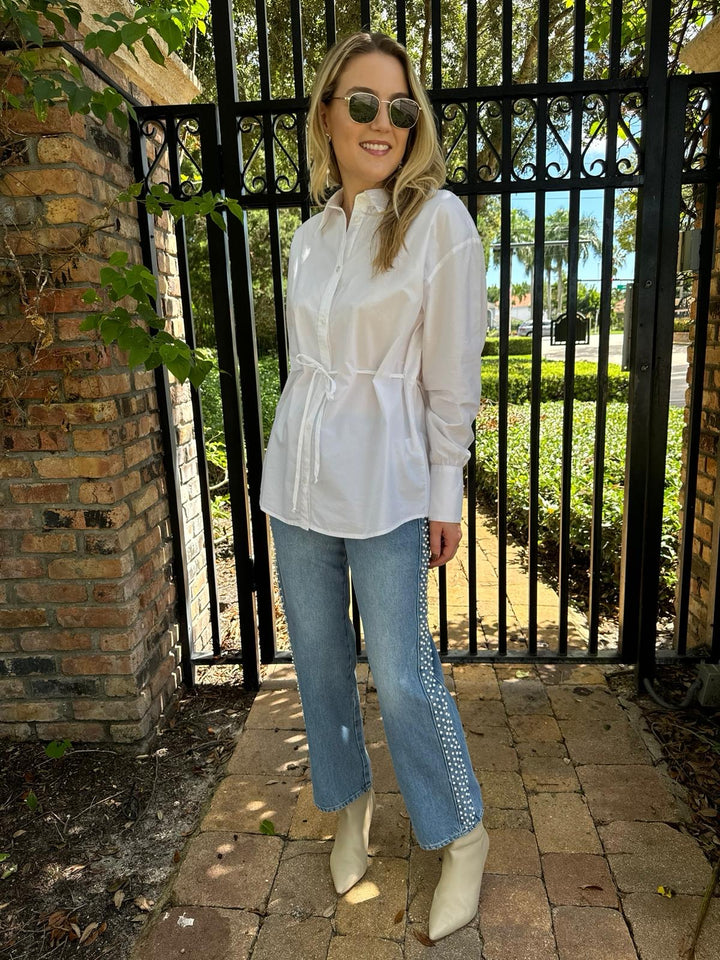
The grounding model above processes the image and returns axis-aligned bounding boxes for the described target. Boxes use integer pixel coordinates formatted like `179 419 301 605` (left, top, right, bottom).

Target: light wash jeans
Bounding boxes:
270 516 484 850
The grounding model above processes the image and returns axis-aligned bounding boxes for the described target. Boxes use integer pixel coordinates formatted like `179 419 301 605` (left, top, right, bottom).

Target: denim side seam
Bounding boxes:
341 557 373 798
415 519 480 841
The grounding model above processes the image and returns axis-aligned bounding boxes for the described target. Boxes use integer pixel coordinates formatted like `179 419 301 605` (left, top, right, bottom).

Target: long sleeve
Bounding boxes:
421 205 487 522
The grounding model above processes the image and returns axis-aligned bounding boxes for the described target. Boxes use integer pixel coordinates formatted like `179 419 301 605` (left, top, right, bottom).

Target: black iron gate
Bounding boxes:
131 0 720 690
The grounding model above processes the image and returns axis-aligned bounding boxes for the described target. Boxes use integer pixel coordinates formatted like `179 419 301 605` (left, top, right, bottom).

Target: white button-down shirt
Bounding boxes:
259 185 487 538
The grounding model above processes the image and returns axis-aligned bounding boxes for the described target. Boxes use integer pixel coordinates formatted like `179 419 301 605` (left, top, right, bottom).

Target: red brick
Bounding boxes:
27 401 118 424
56 601 140 628
0 609 48 628
35 454 125 478
15 582 87 603
73 697 148 721
63 373 131 400
6 165 91 197
134 526 161 561
93 576 139 604
125 438 153 468
35 721 106 742
0 679 26 698
0 317 39 343
10 483 70 503
0 508 33 529
48 555 133 579
61 653 135 676
0 702 67 722
0 558 45 579
20 630 92 652
109 712 154 743
79 474 140 503
31 344 112 372
73 428 119 451
21 532 77 552
0 722 32 738
0 459 32 478
2 429 70 452
57 317 98 341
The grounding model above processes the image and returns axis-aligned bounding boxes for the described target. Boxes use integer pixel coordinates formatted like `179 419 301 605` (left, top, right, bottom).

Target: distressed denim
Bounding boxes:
270 515 484 850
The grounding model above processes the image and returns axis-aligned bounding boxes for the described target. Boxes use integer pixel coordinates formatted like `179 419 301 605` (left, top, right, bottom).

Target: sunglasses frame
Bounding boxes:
330 92 421 129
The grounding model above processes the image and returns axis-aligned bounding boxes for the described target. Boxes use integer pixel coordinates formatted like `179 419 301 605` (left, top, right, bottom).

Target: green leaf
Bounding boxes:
108 251 129 267
16 11 44 46
120 20 147 49
128 341 152 368
25 790 39 812
155 17 183 53
44 738 72 759
259 819 276 835
99 266 120 286
65 4 82 29
210 209 226 232
188 356 212 388
81 289 100 304
167 353 191 382
142 33 165 65
0 853 9 863
158 342 179 364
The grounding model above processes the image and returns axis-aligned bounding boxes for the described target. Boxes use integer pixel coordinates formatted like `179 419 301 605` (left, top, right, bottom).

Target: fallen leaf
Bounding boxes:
173 851 181 863
413 928 435 946
12 830 26 839
394 909 405 923
657 885 676 898
260 819 276 835
580 884 603 891
134 896 153 911
79 922 99 945
156 810 164 821
113 890 125 909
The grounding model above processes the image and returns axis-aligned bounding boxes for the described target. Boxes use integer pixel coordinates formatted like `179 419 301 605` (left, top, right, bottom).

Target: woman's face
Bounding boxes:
319 51 412 195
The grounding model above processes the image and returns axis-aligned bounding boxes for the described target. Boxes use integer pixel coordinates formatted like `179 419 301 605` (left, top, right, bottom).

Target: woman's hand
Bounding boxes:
428 520 462 568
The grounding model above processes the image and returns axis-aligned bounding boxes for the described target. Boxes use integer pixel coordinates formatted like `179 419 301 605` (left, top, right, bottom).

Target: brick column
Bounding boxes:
0 3 209 745
679 20 720 649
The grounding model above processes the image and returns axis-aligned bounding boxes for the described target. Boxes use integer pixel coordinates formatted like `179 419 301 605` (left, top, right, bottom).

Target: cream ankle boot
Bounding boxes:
428 820 489 941
329 788 374 895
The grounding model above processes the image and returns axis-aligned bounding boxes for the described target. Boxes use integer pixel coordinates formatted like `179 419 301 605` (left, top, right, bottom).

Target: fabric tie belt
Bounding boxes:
290 354 407 513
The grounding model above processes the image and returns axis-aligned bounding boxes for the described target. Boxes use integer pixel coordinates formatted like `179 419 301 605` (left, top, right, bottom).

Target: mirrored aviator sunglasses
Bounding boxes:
334 92 421 129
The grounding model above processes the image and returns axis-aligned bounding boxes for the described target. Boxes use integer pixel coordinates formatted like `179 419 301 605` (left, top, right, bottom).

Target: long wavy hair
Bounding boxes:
307 31 447 274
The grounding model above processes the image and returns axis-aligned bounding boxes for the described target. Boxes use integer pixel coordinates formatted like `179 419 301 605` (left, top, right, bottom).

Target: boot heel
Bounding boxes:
329 788 374 895
428 820 489 941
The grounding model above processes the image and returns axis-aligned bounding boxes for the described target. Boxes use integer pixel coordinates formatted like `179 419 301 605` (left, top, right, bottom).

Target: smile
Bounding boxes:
360 142 391 155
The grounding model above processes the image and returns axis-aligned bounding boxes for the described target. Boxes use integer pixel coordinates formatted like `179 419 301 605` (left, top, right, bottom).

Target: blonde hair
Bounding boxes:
307 31 447 274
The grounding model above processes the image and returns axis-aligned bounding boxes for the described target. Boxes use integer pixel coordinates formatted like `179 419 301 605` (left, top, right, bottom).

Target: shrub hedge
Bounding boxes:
480 358 629 403
474 401 682 615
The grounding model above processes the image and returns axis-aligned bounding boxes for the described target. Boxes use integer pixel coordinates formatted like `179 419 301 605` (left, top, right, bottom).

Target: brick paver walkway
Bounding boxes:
131 660 719 960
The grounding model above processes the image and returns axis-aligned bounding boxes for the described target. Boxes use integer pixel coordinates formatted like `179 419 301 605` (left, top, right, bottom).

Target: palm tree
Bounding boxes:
543 209 603 318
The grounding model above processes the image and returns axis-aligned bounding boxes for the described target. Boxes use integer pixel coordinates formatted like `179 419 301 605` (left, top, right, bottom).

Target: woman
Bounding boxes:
259 30 488 941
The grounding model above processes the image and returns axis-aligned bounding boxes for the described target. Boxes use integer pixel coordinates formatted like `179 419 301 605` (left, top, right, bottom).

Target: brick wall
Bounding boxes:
0 16 209 745
681 192 720 650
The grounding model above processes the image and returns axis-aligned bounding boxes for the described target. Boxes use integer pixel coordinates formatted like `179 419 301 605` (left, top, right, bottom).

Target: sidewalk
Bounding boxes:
131 660 719 960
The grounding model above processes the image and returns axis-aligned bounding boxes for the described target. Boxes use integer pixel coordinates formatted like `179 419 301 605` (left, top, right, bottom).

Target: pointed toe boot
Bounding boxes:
329 788 374 895
428 820 489 941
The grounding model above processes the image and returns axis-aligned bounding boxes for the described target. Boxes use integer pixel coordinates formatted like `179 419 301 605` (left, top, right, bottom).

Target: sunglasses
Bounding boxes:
331 92 421 129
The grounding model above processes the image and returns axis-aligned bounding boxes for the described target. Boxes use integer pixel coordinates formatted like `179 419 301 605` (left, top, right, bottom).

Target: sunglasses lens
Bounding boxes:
348 92 380 123
390 98 419 128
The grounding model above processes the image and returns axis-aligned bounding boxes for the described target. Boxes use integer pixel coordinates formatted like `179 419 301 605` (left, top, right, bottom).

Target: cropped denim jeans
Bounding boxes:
270 516 484 850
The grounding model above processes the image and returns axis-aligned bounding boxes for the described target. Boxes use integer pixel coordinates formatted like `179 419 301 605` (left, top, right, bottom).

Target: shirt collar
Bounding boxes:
320 186 390 228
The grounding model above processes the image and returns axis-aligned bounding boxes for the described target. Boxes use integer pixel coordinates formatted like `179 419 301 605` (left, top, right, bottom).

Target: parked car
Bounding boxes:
516 316 551 337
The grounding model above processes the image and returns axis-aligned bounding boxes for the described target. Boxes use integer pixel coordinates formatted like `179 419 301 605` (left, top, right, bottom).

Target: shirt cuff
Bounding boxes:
428 464 464 522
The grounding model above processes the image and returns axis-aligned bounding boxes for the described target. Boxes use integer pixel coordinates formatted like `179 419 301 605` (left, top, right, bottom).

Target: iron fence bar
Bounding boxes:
191 106 261 681
324 0 336 47
608 0 623 81
396 0 406 47
212 0 274 684
501 0 512 88
360 0 370 30
467 9 479 655
528 191 545 658
588 183 616 655
232 79 647 118
537 0 549 85
431 0 441 91
166 109 223 661
573 0 586 83
619 0 671 672
497 184 511 655
129 115 194 689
